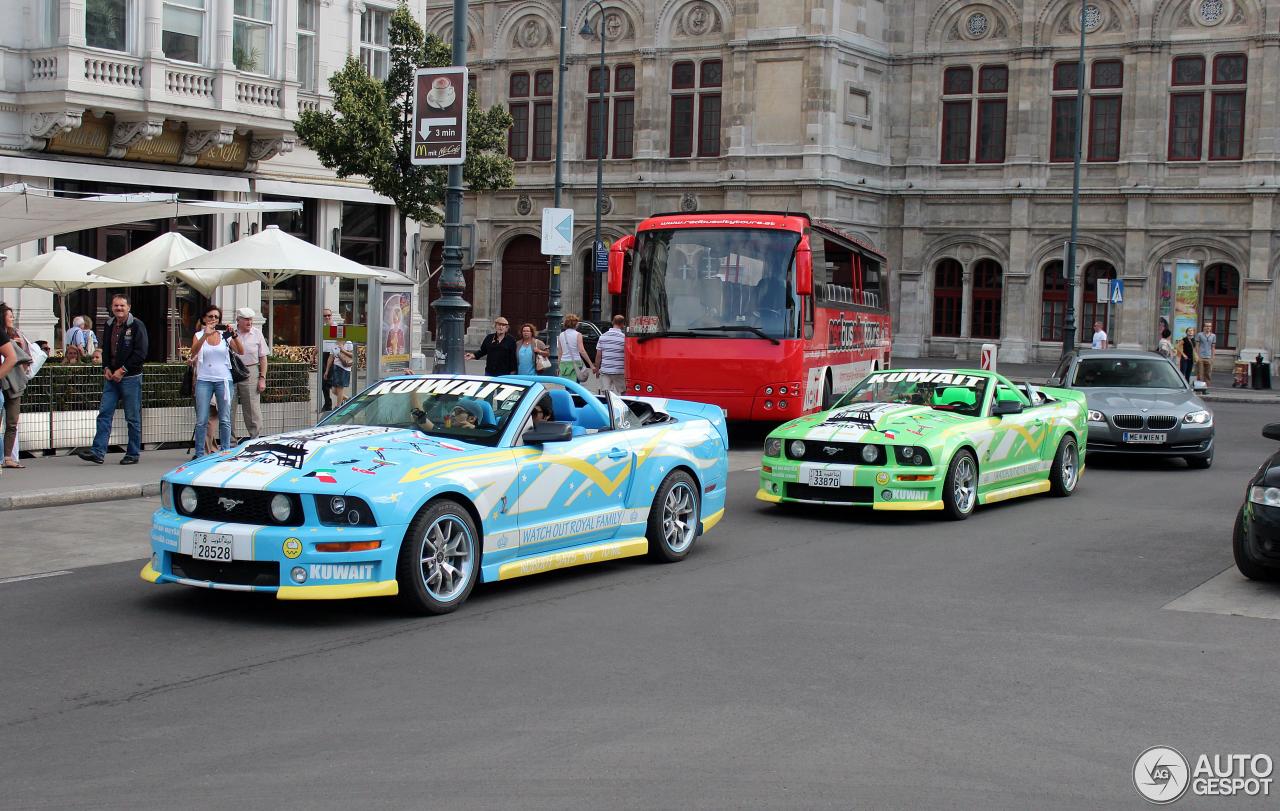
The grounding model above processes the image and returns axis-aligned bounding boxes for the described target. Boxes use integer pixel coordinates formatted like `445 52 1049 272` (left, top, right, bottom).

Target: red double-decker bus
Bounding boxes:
607 211 892 421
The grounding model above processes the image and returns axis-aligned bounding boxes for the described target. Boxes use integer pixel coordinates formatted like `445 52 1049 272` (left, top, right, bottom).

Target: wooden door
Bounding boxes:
500 236 550 332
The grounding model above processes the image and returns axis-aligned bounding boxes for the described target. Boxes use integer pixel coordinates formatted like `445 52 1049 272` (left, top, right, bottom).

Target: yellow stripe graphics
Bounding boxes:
276 580 399 600
980 479 1051 504
140 561 161 582
498 537 648 581
701 508 725 532
873 500 944 511
755 488 783 503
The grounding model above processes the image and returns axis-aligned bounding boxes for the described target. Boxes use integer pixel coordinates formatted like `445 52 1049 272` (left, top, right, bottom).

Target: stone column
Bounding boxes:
62 0 85 47
960 265 973 340
1118 194 1150 350
216 0 234 69
144 0 162 56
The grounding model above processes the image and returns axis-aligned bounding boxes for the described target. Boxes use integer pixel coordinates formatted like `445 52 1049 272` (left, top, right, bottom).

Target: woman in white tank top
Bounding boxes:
191 305 244 455
557 313 597 382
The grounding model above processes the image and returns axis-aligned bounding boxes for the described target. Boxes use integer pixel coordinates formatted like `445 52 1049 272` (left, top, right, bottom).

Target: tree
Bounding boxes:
295 2 514 274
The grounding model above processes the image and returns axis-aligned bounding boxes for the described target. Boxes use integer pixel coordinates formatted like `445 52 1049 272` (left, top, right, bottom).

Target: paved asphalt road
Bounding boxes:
2 402 1279 809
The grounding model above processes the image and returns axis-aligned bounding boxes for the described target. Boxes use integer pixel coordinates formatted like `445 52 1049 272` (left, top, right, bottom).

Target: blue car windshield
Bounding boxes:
324 377 530 446
835 371 990 417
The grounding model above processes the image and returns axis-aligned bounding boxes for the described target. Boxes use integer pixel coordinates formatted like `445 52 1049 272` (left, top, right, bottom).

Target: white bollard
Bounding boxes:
980 343 998 373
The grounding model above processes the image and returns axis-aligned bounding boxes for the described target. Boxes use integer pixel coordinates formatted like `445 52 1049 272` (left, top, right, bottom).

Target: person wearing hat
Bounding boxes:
410 396 481 431
232 307 271 439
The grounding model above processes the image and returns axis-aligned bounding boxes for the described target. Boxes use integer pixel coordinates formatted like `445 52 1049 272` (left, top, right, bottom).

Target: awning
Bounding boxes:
0 183 303 252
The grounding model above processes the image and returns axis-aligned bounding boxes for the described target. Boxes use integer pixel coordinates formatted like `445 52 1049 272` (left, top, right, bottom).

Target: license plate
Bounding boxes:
808 470 842 488
1122 432 1167 444
192 532 233 562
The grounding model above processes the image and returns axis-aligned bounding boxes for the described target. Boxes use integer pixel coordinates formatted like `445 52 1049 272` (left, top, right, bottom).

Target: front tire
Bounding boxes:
396 499 480 615
648 470 700 562
821 372 834 411
1049 435 1080 497
942 450 978 520
1233 509 1280 582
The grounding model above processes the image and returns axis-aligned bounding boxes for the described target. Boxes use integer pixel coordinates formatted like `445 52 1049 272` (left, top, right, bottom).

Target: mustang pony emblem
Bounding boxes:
823 446 840 456
217 497 243 511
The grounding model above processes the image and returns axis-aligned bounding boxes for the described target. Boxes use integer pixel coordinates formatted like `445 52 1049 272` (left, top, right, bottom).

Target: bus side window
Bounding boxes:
804 291 814 339
862 257 882 308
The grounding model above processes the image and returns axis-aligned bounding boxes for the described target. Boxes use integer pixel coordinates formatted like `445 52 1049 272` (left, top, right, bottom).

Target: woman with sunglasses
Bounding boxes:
191 306 244 455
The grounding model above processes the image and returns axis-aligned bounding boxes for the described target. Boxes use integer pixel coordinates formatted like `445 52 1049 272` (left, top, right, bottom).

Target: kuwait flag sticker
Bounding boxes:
306 468 338 484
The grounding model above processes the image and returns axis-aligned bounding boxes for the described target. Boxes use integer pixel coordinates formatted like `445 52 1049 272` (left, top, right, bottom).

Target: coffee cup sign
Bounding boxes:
411 66 468 166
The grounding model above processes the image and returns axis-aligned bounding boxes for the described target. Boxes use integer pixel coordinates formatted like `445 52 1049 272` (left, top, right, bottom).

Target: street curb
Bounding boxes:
0 482 161 511
1202 394 1280 405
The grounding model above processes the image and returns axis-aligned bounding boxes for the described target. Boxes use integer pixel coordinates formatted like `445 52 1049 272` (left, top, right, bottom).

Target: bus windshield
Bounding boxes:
629 227 800 339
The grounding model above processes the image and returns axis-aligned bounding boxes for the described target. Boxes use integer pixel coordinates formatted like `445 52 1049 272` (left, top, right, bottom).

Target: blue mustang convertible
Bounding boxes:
142 375 729 614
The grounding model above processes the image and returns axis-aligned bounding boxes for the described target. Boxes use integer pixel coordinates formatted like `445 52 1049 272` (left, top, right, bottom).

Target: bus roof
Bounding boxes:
636 210 886 262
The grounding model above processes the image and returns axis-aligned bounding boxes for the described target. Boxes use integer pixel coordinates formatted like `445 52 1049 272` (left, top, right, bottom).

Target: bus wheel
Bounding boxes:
821 374 833 410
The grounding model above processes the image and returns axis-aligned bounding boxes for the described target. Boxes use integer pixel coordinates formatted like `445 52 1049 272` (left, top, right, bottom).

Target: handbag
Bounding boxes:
535 353 551 372
575 362 591 383
229 352 250 384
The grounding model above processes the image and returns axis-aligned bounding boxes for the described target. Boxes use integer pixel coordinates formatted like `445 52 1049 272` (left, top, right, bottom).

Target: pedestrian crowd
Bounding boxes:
467 312 629 395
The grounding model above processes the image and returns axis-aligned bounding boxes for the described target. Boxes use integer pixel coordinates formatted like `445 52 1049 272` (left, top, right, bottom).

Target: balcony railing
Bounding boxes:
30 55 57 81
166 67 215 98
84 56 143 87
236 79 281 109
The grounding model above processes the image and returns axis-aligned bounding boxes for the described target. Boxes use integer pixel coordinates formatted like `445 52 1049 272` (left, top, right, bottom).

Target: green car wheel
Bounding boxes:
942 450 978 520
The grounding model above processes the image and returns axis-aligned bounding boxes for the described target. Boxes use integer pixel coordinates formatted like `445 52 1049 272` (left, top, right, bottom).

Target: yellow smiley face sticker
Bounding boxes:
876 472 890 485
283 537 303 559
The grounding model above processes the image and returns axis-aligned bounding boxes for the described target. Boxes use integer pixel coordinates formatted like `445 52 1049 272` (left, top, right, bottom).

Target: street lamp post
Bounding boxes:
581 0 607 324
434 0 469 373
1062 1 1088 355
546 0 568 370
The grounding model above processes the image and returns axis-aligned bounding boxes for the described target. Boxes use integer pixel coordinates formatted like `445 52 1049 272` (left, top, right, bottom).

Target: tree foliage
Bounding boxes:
295 3 514 231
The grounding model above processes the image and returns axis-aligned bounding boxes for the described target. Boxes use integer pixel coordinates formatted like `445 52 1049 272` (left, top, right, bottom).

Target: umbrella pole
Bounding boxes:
167 282 177 362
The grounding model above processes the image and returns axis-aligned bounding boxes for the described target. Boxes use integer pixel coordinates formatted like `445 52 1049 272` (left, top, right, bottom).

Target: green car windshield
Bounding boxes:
835 371 990 418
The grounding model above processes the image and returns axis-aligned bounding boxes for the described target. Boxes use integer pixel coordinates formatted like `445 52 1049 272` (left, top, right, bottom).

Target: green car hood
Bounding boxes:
777 402 969 441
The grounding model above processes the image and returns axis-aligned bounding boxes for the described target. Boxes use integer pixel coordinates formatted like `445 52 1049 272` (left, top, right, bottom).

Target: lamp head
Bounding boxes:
579 19 596 38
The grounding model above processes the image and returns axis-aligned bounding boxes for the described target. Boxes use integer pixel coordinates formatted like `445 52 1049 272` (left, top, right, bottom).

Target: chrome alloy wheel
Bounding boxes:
1061 441 1079 491
419 515 475 602
662 480 698 554
953 456 977 513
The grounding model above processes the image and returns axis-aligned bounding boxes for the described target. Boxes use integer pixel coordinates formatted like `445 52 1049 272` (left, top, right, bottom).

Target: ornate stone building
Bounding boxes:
434 0 1279 368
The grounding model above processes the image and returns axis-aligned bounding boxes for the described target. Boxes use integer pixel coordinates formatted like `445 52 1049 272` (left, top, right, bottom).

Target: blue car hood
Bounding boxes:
165 424 486 492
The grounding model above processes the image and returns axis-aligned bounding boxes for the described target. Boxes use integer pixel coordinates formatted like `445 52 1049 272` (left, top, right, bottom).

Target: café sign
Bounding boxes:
411 66 468 166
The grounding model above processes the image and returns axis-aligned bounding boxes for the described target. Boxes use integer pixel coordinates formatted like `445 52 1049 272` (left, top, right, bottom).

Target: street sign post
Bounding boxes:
1109 278 1124 303
411 67 468 166
594 239 608 273
541 207 574 257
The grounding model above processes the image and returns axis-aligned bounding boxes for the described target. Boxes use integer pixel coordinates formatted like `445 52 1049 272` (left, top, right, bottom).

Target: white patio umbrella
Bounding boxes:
166 225 399 346
93 232 256 359
0 246 114 348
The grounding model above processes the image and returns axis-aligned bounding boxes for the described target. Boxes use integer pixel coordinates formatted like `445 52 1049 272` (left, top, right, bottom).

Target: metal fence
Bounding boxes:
15 360 315 454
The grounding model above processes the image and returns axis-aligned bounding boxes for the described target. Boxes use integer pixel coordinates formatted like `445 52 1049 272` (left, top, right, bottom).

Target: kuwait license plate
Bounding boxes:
808 469 842 488
192 532 233 562
1122 432 1167 444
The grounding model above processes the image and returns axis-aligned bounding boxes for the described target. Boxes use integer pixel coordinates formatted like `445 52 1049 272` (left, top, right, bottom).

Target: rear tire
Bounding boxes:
1048 435 1080 497
648 470 699 562
1234 509 1280 582
821 373 834 411
941 450 978 521
396 499 480 615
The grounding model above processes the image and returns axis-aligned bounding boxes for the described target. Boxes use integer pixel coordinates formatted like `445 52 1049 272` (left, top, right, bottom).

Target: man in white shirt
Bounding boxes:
1091 321 1108 350
232 307 271 438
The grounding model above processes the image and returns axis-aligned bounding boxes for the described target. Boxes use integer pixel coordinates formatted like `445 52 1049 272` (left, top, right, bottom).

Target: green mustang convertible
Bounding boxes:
757 369 1089 519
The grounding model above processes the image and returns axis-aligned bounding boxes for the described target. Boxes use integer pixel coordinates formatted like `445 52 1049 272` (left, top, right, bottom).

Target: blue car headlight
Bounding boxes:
315 495 377 526
1183 410 1213 426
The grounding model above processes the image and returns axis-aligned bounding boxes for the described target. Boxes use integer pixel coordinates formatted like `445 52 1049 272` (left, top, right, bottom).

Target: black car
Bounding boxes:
1234 422 1280 582
538 320 605 362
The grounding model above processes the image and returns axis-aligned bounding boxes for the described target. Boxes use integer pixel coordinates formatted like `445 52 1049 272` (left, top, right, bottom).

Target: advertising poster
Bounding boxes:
1157 262 1174 339
1172 260 1201 340
381 291 411 369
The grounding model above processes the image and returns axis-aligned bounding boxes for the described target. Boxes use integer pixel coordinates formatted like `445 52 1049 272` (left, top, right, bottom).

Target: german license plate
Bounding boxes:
1122 432 1167 444
192 532 233 562
808 470 841 488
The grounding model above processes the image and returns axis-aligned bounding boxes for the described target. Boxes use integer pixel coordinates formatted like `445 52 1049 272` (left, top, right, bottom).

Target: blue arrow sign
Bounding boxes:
556 214 573 243
1110 278 1124 304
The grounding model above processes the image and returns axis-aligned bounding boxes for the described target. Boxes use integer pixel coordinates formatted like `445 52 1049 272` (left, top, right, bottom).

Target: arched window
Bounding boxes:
1040 260 1067 341
1203 263 1239 349
932 259 963 337
971 259 1002 339
1082 261 1116 337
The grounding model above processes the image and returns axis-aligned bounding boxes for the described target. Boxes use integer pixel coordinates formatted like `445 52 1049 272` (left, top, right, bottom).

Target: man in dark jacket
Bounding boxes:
79 293 148 465
465 316 518 376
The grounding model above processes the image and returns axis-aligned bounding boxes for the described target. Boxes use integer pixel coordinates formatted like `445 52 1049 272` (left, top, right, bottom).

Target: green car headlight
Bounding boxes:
764 437 782 458
789 440 806 458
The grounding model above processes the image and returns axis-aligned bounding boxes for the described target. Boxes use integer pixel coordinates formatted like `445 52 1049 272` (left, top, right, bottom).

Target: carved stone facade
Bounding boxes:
434 0 1280 369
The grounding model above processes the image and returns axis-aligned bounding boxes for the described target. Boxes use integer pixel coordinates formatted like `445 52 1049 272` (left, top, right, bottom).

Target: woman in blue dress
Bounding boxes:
515 323 550 375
